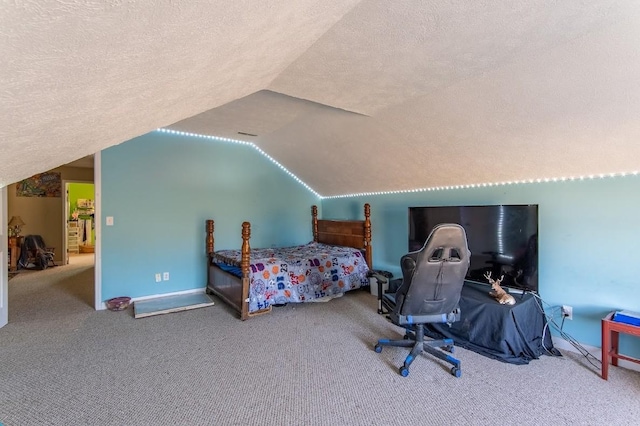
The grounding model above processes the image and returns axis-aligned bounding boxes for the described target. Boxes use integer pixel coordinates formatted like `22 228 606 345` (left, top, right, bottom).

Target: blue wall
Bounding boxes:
101 132 319 301
100 131 639 357
322 175 640 356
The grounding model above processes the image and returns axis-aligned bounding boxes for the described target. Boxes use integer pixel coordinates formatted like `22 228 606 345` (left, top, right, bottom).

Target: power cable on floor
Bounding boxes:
531 292 601 370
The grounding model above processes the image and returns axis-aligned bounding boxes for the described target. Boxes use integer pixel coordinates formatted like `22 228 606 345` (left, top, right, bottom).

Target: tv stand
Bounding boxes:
425 281 559 364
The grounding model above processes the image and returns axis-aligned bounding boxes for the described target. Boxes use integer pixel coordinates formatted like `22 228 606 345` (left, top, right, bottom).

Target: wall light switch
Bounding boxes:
163 272 170 281
106 216 114 226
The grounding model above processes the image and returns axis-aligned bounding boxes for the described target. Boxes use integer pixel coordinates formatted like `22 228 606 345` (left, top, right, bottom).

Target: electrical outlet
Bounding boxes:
562 305 573 320
163 272 169 281
155 273 162 283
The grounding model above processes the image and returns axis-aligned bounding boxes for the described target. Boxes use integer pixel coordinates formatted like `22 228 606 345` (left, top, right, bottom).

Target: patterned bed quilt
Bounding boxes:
212 242 370 313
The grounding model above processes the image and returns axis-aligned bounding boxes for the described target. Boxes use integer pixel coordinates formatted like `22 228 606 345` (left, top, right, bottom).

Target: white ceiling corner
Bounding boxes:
3 0 640 195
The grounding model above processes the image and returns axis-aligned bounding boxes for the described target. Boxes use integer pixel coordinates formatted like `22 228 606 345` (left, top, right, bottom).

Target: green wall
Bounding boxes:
68 182 95 245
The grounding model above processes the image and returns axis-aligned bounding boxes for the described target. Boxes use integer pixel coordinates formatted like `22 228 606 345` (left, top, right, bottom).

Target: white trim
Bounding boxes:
63 182 69 265
94 152 103 310
0 186 8 328
131 287 205 302
552 336 640 374
101 288 206 310
62 179 93 266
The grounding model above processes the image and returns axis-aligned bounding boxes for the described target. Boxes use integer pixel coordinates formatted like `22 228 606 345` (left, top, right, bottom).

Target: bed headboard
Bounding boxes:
312 203 372 268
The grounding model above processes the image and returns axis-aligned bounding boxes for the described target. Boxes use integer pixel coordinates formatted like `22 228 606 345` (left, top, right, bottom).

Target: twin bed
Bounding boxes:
206 204 372 320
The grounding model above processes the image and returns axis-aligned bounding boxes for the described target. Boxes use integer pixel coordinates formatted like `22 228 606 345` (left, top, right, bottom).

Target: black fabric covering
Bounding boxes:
424 282 560 364
19 235 54 270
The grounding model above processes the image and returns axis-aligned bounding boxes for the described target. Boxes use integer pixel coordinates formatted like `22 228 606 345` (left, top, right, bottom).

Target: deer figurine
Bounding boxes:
483 271 516 305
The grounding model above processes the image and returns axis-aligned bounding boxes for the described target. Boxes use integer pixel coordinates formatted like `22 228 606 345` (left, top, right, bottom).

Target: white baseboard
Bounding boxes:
552 336 640 374
99 287 206 310
132 287 205 302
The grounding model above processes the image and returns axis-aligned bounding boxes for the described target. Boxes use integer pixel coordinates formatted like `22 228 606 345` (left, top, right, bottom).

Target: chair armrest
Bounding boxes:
367 269 393 284
367 270 393 314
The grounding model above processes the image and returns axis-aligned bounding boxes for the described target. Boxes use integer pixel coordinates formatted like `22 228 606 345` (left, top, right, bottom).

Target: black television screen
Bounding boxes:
409 205 539 293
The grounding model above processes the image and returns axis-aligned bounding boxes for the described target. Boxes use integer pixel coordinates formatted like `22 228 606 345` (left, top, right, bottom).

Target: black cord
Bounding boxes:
531 295 559 356
531 292 601 370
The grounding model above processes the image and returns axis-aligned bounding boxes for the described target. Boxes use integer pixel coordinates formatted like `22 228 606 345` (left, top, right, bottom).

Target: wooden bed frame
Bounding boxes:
205 203 372 320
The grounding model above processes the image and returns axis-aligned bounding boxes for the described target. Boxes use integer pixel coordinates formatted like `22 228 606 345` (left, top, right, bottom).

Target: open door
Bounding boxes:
64 183 70 265
63 181 95 264
1 185 8 328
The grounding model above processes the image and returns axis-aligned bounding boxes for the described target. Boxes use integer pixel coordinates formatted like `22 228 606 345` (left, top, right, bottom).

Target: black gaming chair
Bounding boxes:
373 223 470 377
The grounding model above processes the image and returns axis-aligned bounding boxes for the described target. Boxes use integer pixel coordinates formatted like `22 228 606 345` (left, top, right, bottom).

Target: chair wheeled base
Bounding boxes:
374 323 461 377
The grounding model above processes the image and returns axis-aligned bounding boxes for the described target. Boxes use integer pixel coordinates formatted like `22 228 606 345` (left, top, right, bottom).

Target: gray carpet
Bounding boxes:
1 258 639 425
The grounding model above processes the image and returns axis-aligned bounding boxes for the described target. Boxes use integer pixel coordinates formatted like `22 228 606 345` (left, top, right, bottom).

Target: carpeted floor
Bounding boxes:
1 257 639 425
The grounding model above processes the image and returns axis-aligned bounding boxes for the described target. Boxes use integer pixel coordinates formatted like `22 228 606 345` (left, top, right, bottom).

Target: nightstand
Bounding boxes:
8 236 23 271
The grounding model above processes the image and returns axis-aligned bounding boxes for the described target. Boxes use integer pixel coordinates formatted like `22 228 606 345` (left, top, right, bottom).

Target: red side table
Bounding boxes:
601 311 640 380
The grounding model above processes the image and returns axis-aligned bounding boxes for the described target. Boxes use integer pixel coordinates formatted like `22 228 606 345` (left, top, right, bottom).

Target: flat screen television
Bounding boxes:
409 205 539 293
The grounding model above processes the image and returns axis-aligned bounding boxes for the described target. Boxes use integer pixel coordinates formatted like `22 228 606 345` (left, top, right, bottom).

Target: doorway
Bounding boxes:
64 181 95 266
1 153 102 330
1 186 8 328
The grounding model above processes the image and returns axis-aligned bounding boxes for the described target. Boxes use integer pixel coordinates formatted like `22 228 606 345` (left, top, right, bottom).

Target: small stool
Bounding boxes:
601 311 640 380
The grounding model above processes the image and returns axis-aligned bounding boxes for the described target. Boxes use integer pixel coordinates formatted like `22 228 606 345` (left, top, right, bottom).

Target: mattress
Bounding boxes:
212 242 370 312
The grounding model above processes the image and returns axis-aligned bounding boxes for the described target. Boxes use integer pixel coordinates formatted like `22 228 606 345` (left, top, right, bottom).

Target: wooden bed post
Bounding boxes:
240 222 251 320
206 220 214 255
207 203 372 321
312 205 318 242
364 203 372 268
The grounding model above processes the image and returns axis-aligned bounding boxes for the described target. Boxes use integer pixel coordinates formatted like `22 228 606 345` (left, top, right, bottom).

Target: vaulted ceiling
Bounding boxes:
2 1 640 196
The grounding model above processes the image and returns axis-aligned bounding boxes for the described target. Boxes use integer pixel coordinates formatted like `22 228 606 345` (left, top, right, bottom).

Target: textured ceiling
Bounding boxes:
3 1 640 196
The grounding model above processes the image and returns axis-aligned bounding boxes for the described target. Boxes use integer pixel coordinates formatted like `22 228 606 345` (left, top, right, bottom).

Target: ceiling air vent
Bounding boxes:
237 131 257 137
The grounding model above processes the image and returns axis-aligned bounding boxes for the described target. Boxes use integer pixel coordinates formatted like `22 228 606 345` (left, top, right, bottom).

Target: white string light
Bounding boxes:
157 128 321 198
323 169 640 199
156 128 639 200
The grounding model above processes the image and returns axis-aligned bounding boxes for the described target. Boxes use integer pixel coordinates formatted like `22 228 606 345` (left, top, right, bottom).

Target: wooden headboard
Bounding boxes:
312 203 372 269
